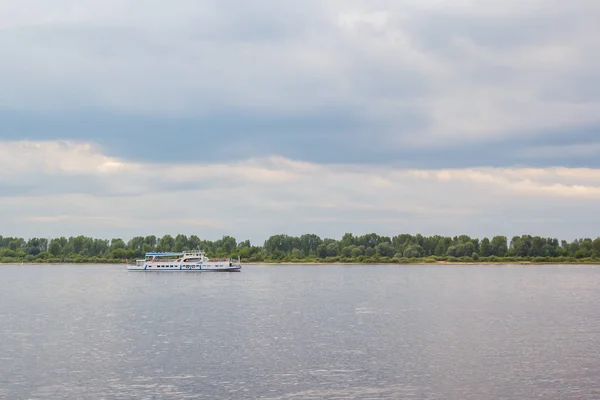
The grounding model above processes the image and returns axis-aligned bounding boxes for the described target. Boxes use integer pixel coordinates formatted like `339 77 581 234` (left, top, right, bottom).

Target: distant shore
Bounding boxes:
3 233 599 267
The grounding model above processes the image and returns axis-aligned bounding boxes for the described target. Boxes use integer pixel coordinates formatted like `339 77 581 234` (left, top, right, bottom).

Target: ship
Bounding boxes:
127 250 241 272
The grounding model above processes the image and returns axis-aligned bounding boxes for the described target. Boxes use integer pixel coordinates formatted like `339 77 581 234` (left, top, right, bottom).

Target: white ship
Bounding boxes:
127 250 241 272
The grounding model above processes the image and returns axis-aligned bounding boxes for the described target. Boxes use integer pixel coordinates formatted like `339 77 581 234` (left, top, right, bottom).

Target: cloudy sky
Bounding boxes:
1 0 600 243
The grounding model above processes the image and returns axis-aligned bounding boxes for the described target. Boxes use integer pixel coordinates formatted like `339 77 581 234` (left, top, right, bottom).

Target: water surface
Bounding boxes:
1 264 599 399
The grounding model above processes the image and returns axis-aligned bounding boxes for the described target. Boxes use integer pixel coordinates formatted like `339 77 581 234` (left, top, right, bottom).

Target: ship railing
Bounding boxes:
146 258 179 262
182 251 204 256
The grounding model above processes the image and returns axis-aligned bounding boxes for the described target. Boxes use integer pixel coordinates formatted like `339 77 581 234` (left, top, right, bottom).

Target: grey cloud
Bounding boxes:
406 13 562 53
0 183 39 197
541 71 600 104
0 0 599 169
2 108 600 168
0 175 134 198
0 105 432 165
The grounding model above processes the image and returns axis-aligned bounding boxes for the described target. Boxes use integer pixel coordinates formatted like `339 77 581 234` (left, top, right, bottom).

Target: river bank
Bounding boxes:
3 260 600 265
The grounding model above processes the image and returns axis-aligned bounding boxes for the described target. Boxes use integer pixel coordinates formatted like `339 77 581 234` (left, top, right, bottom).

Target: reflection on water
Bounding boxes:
1 264 599 399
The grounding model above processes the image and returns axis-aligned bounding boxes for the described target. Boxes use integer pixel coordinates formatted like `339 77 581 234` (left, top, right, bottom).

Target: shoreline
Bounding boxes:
252 261 600 265
3 261 600 266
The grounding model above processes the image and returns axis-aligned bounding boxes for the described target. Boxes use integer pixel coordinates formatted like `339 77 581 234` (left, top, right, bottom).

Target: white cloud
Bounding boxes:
1 140 600 241
0 141 127 176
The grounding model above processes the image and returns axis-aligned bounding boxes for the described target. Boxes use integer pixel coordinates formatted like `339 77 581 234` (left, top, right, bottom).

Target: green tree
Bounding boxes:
291 248 303 259
342 245 354 258
299 234 322 256
48 240 63 257
434 237 451 256
144 235 158 250
316 244 328 258
215 235 237 254
110 238 126 251
403 245 424 258
91 239 109 257
376 242 395 257
480 238 491 257
128 236 145 254
491 236 508 256
157 235 175 252
326 243 339 257
340 233 355 248
3 231 600 264
173 234 188 252
351 247 363 258
592 237 600 257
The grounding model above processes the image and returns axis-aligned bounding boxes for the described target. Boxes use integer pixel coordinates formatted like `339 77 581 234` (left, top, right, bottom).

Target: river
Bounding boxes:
1 264 599 399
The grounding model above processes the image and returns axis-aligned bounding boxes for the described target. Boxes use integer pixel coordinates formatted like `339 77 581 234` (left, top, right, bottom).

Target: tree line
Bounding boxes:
1 233 600 263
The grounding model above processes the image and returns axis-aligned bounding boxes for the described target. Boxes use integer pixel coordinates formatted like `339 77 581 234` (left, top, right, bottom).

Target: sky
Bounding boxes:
1 0 600 244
